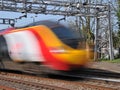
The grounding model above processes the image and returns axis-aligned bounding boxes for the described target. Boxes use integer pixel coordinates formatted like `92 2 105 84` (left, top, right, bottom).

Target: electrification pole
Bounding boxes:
108 4 114 60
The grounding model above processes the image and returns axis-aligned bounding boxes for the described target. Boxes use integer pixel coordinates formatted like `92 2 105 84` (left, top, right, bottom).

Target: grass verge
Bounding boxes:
101 59 120 63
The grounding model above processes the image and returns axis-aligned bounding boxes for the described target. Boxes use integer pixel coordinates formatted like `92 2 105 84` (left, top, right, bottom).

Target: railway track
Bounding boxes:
51 67 120 80
43 68 120 90
0 72 68 90
0 61 119 90
0 69 119 90
78 78 120 90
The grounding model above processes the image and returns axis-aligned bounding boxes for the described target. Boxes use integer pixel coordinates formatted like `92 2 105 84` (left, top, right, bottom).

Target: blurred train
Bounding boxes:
0 20 93 71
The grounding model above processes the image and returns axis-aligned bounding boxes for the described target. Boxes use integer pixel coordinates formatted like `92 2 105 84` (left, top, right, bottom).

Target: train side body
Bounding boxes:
0 21 92 71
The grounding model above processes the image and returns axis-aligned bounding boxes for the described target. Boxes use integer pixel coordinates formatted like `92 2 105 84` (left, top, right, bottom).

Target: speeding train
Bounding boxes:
0 20 93 71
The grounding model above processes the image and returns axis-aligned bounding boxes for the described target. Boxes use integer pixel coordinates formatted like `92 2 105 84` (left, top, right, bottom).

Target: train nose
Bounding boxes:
68 50 91 65
51 46 91 65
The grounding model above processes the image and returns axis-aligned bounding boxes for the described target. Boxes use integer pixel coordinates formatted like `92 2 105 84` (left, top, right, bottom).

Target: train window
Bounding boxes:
51 26 86 49
51 26 81 39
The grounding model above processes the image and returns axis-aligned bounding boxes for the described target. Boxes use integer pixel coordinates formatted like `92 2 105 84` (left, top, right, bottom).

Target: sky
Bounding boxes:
0 0 118 30
0 11 64 29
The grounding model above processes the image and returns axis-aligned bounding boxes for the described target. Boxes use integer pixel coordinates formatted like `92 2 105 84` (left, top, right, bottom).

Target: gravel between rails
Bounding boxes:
0 72 117 90
77 79 120 90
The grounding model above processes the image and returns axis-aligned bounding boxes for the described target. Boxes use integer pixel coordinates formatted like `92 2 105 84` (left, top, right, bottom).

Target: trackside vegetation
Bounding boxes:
100 59 120 63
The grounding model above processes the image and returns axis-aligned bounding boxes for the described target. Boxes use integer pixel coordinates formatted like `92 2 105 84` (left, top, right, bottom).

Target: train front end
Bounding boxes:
29 22 93 71
45 25 92 70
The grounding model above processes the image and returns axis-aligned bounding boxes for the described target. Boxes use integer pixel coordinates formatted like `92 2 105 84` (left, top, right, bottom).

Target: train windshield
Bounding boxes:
52 26 82 39
51 26 85 49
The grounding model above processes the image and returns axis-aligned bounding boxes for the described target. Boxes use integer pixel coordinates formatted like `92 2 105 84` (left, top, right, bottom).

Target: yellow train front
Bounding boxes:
0 21 93 71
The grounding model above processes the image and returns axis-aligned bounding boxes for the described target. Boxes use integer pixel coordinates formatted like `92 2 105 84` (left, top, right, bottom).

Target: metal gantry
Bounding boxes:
0 0 114 60
0 0 108 16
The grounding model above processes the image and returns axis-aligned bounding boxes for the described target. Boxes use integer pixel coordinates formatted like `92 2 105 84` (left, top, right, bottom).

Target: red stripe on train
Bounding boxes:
28 28 69 70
